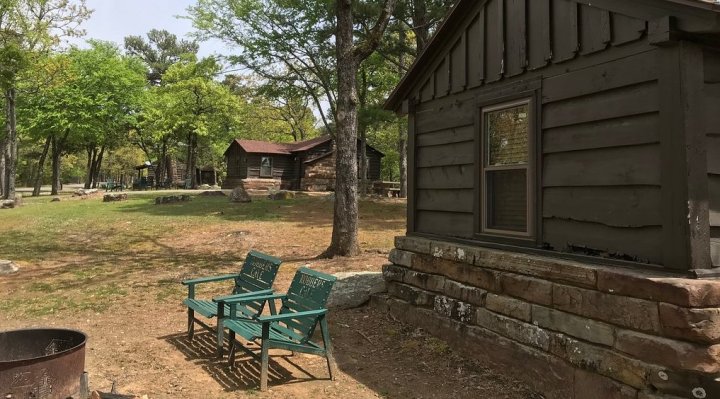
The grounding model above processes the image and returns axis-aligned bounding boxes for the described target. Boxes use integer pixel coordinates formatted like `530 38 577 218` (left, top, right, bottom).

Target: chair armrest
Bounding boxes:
258 309 327 323
182 274 238 286
212 289 274 303
221 293 287 304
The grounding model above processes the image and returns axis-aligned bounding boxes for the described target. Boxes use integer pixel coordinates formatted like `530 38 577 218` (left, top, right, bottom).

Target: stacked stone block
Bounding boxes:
375 236 720 399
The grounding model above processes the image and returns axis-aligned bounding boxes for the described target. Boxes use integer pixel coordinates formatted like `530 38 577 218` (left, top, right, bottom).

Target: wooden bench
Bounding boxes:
182 250 282 357
223 267 337 391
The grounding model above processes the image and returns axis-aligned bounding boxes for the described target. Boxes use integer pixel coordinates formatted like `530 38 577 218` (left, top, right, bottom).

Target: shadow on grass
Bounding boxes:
162 331 323 392
114 195 405 232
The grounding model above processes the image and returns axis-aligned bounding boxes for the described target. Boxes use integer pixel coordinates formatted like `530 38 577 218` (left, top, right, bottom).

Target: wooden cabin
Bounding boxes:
381 1 720 398
222 136 384 191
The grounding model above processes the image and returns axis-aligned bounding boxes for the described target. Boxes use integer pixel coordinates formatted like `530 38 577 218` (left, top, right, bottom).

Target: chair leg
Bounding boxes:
216 318 225 358
260 323 270 391
187 309 195 341
320 316 337 381
228 330 236 370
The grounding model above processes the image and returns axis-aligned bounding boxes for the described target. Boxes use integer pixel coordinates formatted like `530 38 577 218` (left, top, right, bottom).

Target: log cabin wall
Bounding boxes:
246 153 296 183
407 0 692 267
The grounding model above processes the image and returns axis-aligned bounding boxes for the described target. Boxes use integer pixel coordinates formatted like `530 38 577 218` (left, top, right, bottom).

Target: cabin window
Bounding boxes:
481 99 533 237
260 156 273 177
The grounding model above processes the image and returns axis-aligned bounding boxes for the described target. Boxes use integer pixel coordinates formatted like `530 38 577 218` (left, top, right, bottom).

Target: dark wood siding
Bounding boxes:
247 154 296 181
410 0 648 103
225 143 247 179
407 0 675 264
705 49 720 267
541 51 662 264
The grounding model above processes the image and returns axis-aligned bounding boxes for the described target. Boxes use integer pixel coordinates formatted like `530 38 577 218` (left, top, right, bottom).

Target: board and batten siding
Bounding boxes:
410 0 669 263
247 154 296 181
705 49 720 267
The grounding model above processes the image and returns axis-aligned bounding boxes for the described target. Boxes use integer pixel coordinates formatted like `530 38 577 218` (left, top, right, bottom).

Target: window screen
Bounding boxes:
482 100 531 236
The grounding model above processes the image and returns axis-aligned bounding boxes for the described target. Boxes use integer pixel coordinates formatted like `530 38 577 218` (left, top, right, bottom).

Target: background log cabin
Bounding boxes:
223 136 384 191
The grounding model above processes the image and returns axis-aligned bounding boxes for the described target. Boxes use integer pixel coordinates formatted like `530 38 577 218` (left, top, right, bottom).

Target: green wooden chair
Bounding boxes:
223 267 337 391
182 250 282 357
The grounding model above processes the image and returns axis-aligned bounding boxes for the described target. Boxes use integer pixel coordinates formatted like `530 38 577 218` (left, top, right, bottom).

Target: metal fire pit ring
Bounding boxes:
0 328 87 399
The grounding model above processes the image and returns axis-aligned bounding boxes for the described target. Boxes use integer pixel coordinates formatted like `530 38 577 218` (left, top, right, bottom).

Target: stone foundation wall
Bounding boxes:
376 236 720 399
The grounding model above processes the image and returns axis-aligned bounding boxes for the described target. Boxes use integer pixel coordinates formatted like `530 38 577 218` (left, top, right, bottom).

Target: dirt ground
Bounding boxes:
0 193 539 398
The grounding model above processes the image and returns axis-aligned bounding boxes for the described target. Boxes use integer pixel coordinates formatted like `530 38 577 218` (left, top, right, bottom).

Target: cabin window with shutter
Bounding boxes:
260 156 273 177
481 99 533 237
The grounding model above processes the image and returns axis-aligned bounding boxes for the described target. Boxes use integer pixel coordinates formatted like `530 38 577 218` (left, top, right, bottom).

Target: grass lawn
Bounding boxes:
0 192 537 399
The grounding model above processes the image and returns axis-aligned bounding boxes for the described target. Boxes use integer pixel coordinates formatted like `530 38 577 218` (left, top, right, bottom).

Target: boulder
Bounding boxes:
74 188 98 197
155 195 192 205
0 260 19 275
268 190 295 200
1 200 15 209
199 190 226 197
198 184 211 190
103 193 128 202
230 186 252 203
327 272 386 309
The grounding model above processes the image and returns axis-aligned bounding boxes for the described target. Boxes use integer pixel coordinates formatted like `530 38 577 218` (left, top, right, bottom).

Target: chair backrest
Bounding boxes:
234 251 283 295
276 267 337 342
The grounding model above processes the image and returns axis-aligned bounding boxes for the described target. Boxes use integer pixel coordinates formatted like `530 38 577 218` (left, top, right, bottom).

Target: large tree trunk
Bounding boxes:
324 0 361 258
32 136 52 197
4 88 17 200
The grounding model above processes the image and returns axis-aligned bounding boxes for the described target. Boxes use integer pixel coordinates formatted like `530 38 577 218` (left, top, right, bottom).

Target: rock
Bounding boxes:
268 190 295 200
199 190 226 197
198 184 211 190
155 195 192 204
1 200 15 209
51 197 61 202
485 293 532 322
103 193 128 202
230 186 251 203
0 260 18 275
615 330 720 373
327 272 386 309
74 188 98 196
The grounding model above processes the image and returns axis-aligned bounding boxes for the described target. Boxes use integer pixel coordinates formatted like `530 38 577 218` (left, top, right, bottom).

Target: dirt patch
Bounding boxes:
0 196 538 398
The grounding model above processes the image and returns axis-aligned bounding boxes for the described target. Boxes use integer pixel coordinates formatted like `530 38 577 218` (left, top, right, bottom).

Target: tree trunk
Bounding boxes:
323 0 361 258
156 139 168 187
191 134 198 189
51 135 62 196
32 136 52 197
84 147 95 189
4 88 17 200
92 146 105 189
398 122 408 198
0 136 6 199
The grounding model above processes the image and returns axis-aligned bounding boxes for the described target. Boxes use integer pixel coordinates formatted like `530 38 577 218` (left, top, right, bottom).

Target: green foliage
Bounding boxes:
124 29 200 85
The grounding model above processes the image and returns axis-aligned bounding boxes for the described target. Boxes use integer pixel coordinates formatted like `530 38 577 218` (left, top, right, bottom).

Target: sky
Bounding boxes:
68 0 233 58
